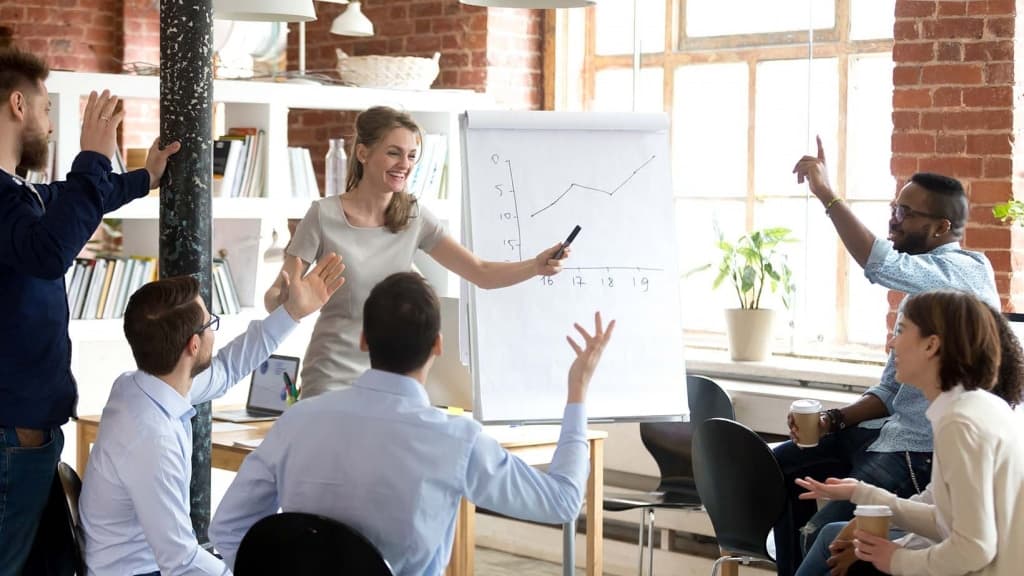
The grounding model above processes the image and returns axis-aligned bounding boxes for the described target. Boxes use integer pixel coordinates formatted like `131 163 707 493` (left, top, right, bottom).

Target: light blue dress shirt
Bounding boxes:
861 238 998 453
209 369 589 576
79 307 297 576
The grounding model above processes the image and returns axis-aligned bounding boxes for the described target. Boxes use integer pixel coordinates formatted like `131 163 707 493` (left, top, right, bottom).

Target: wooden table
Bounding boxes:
77 415 607 576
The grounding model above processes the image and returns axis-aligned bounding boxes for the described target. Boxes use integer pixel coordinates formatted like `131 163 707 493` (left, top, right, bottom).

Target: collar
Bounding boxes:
928 241 961 254
352 368 431 406
925 384 964 424
133 371 196 420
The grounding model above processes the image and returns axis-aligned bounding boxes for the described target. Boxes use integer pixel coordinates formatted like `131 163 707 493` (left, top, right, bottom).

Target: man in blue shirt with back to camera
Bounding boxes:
0 48 180 575
772 137 999 576
78 254 345 576
210 272 616 575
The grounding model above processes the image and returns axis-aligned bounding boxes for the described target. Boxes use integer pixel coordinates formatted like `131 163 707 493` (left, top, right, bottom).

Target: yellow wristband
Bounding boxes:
824 197 844 215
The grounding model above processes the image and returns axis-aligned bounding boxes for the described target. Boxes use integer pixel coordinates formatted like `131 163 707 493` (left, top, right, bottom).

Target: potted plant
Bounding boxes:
713 227 796 361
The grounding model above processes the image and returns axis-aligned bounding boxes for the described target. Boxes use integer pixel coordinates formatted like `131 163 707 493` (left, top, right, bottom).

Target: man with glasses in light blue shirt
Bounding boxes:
210 272 615 576
78 254 345 576
771 138 1000 576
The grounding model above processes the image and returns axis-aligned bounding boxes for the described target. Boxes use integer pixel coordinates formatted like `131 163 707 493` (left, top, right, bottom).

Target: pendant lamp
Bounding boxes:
213 0 315 22
459 0 596 7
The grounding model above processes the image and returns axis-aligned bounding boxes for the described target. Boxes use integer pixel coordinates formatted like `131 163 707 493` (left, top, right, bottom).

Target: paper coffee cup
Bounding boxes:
854 505 892 539
790 399 823 448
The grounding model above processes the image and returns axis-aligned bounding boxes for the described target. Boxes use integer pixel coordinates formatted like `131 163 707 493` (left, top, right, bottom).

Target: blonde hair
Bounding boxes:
346 106 422 233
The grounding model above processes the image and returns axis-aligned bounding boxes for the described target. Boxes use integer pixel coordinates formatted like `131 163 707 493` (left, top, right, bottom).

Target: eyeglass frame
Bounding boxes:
891 203 946 223
195 313 220 335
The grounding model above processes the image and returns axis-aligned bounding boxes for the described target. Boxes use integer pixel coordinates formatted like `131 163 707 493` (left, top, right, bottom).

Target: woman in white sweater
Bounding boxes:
794 290 1024 576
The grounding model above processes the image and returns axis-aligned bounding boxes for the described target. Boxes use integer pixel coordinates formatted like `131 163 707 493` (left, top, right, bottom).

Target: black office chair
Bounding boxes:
602 374 735 575
693 418 786 576
56 462 86 575
234 512 393 575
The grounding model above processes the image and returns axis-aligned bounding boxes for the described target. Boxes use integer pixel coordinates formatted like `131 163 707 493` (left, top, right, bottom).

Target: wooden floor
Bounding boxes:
476 547 584 576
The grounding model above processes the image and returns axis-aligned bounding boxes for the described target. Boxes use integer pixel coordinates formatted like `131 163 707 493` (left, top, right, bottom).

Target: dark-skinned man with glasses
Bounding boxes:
77 255 344 576
771 137 999 576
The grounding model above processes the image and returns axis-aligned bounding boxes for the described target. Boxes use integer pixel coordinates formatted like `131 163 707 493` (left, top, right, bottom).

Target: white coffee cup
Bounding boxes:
790 399 823 448
854 505 893 538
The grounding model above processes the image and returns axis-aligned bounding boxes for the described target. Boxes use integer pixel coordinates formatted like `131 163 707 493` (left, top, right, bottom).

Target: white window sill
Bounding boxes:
686 347 881 391
684 348 882 435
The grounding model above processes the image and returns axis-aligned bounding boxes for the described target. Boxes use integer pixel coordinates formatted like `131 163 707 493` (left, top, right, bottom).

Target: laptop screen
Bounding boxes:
247 355 301 414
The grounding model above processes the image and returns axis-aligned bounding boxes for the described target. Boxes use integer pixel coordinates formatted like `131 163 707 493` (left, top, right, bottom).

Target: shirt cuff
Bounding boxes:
264 305 300 342
561 403 586 439
863 237 894 281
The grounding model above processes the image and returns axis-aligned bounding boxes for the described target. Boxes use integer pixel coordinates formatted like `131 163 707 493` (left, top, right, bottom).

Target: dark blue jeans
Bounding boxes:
771 426 931 576
0 426 64 576
796 521 890 576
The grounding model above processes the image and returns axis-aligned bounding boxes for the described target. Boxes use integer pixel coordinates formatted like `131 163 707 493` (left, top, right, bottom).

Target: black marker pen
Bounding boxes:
554 225 581 259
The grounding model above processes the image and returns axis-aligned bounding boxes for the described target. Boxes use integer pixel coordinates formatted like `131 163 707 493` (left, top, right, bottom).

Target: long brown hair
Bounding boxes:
902 290 1000 393
346 106 421 233
988 305 1024 408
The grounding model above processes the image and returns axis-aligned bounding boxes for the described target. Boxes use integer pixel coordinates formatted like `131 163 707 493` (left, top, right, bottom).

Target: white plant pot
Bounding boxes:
724 308 775 361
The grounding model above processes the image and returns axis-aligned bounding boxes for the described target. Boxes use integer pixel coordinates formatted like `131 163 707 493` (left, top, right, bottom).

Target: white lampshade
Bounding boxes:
330 2 375 37
459 0 596 7
213 0 316 22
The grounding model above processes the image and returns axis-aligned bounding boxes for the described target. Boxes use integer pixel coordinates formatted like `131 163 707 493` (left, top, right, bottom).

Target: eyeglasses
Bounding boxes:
891 204 945 223
195 313 220 335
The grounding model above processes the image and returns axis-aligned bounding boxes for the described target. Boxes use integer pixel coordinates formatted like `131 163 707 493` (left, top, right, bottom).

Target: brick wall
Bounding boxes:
1 1 122 73
288 0 544 191
890 0 1023 317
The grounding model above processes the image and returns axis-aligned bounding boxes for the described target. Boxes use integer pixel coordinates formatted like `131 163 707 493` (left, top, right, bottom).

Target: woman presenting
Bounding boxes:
265 106 569 397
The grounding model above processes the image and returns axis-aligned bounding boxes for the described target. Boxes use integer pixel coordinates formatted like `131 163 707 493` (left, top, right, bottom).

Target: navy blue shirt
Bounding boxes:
0 151 149 429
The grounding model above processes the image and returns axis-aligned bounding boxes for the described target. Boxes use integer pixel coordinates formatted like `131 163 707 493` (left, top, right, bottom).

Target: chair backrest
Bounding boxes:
639 374 735 493
56 461 86 575
692 418 786 560
687 374 735 423
235 512 393 575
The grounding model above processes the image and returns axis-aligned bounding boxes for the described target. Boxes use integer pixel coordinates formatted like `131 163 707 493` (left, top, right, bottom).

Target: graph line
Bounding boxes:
506 160 523 261
529 155 657 218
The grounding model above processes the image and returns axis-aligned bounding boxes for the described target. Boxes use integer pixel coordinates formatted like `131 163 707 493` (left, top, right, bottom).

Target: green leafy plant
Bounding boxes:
993 200 1024 223
713 227 797 310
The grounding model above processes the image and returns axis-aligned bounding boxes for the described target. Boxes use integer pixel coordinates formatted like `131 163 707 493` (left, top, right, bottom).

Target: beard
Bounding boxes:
893 228 930 254
190 351 213 378
18 130 49 171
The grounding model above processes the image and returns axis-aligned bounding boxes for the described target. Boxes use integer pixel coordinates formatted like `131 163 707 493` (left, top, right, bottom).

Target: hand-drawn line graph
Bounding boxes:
528 154 657 218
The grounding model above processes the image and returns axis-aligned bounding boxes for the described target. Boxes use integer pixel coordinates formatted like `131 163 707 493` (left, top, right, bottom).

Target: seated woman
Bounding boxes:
794 290 1024 576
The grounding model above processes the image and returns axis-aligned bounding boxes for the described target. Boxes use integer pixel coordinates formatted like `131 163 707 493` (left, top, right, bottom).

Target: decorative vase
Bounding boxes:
724 308 775 361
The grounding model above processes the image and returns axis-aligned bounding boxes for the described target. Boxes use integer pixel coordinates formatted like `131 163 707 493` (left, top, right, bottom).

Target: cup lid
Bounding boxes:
854 505 893 517
790 399 822 414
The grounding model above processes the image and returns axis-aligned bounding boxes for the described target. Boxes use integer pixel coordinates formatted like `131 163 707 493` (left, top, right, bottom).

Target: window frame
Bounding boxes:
546 0 896 356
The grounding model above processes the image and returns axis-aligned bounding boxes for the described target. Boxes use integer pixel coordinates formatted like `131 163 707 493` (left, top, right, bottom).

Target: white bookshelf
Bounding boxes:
48 71 491 470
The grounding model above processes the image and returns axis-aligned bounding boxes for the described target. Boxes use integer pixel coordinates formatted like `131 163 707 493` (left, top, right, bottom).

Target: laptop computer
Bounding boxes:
213 355 301 423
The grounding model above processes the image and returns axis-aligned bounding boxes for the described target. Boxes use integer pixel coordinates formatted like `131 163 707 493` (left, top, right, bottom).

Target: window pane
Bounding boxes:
673 63 748 199
754 58 839 199
754 199 838 346
595 0 665 55
593 67 664 113
847 54 896 201
846 201 892 345
850 0 896 40
676 199 746 332
687 0 834 37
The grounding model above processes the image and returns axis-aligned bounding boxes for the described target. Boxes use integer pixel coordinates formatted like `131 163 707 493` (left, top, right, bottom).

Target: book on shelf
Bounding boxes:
66 256 159 320
211 257 241 315
212 128 266 198
287 147 319 199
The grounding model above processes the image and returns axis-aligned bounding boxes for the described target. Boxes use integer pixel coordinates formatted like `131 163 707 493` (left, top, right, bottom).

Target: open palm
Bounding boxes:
282 252 345 320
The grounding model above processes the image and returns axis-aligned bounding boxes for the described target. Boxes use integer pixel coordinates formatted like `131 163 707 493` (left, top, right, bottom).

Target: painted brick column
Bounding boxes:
890 0 1024 319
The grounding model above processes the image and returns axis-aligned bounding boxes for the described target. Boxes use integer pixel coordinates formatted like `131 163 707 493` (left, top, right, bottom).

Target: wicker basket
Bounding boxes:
336 50 441 90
